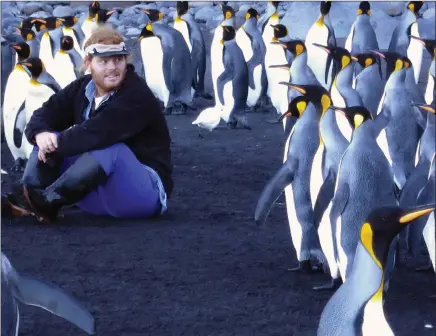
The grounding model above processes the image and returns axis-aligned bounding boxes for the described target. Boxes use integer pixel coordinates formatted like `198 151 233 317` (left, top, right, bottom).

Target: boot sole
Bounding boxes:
23 187 53 224
6 201 35 218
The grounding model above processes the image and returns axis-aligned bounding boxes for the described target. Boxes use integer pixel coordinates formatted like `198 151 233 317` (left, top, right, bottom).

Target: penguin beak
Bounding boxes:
269 64 291 70
141 9 150 15
410 35 426 46
351 56 359 62
18 62 32 69
410 104 436 114
11 45 21 50
58 17 65 22
312 43 331 54
399 204 435 224
31 18 46 24
279 82 307 94
270 41 287 48
369 49 386 59
278 110 295 122
13 26 21 34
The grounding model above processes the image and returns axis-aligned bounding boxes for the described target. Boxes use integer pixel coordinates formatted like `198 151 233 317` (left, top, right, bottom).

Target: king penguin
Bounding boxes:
3 42 31 172
19 58 61 158
257 1 280 49
58 15 85 58
81 1 100 48
235 8 267 112
1 252 96 336
174 1 211 100
217 26 250 129
317 204 435 336
255 95 328 272
305 1 336 91
410 36 435 105
52 36 82 89
351 53 384 117
13 27 39 64
140 9 193 115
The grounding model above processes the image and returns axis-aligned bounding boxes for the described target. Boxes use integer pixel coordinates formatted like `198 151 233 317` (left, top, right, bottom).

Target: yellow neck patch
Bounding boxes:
175 16 183 23
30 78 39 86
296 44 304 56
341 55 350 69
394 59 403 71
354 114 364 129
316 14 325 26
296 101 307 115
357 8 363 15
321 94 331 116
225 11 232 20
271 11 279 20
365 58 373 67
272 37 279 42
360 222 382 269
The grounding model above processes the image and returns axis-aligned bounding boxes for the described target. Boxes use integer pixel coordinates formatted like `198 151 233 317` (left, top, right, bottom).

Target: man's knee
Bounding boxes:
88 143 133 174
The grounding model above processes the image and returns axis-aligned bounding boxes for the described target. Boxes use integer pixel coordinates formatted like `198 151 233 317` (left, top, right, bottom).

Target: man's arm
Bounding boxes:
24 80 81 145
55 87 160 157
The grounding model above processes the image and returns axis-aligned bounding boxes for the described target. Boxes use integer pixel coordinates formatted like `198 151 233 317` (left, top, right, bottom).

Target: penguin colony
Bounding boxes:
1 1 435 335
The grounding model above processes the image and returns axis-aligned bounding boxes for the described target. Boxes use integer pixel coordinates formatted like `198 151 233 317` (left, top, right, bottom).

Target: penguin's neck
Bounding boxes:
350 120 374 143
244 18 257 33
385 70 406 90
335 65 354 90
356 14 370 25
320 108 348 146
290 53 308 79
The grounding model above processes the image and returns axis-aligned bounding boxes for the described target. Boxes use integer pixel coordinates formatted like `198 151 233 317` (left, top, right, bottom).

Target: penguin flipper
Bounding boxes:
329 182 350 228
255 157 298 226
162 52 174 93
190 41 202 89
13 101 27 148
217 54 234 106
373 105 391 138
313 169 336 227
13 274 95 334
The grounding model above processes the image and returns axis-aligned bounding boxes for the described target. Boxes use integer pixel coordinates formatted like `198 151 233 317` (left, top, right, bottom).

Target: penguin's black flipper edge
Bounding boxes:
13 274 96 335
255 158 298 226
313 169 336 227
373 103 391 138
329 181 350 230
13 101 26 148
217 55 234 107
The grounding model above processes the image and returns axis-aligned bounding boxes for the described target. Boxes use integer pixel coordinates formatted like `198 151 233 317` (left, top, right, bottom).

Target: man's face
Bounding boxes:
86 55 127 93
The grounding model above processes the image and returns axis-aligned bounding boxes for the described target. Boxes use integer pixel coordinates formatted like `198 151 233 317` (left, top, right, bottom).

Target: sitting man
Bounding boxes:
4 25 173 223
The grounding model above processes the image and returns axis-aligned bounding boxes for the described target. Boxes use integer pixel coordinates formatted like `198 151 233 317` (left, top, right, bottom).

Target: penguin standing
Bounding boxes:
235 8 267 111
58 16 85 58
410 36 435 105
1 252 96 335
52 36 82 89
80 1 100 47
211 4 235 111
173 1 211 99
345 1 379 56
216 26 250 129
387 1 424 82
19 58 61 158
351 53 384 117
13 27 39 64
305 1 336 91
317 204 434 336
3 43 31 172
257 1 280 48
140 9 193 115
255 96 328 272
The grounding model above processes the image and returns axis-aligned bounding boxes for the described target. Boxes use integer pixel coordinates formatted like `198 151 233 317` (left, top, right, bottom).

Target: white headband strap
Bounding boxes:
84 42 127 56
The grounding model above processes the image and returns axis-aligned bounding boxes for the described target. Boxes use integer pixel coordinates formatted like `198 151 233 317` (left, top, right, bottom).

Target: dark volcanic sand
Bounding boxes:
1 105 435 335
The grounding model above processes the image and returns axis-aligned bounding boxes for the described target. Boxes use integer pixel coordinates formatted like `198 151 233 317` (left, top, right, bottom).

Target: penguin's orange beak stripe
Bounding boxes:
21 62 32 67
278 111 293 122
410 35 426 46
312 43 331 54
351 56 358 61
399 208 434 223
11 45 21 50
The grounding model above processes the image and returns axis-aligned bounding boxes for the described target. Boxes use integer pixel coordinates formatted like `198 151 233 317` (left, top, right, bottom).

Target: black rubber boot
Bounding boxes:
22 150 62 191
23 152 109 223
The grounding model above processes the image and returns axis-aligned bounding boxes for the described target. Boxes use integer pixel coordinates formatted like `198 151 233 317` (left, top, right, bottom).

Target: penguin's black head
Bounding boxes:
60 36 74 51
138 23 155 39
31 18 48 32
59 16 78 28
280 96 310 121
15 27 35 42
141 9 164 22
313 44 352 70
176 1 189 16
221 26 236 43
351 53 377 69
89 1 101 17
410 36 436 58
36 17 62 30
330 105 373 130
269 1 280 9
10 42 31 61
371 50 406 77
279 40 306 57
96 9 116 24
362 204 434 269
357 1 371 15
245 8 259 21
221 5 235 20
320 1 332 15
407 1 424 16
18 57 44 79
20 17 34 30
279 83 332 116
271 24 288 40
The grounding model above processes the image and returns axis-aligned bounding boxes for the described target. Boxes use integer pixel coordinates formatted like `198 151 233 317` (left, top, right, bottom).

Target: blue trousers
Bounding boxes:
39 143 164 218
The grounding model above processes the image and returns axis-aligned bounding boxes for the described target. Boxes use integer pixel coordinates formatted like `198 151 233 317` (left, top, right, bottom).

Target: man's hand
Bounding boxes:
35 132 58 162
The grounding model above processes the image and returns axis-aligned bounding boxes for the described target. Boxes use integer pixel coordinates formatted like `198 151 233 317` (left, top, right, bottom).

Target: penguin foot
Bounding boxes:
11 158 26 173
163 107 172 115
313 277 342 291
287 260 321 273
194 91 214 100
171 103 188 115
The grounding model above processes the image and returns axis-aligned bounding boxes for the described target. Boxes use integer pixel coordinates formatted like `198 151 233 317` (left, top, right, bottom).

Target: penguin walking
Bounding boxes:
52 36 82 89
80 1 100 47
327 106 398 285
345 1 379 56
388 1 424 82
410 36 435 105
257 1 280 48
216 26 250 129
58 16 85 58
317 204 434 336
139 9 193 115
235 8 267 112
211 4 236 111
174 1 211 100
3 43 31 172
255 96 328 272
372 51 422 189
1 252 95 335
351 53 384 117
19 58 61 158
305 1 336 91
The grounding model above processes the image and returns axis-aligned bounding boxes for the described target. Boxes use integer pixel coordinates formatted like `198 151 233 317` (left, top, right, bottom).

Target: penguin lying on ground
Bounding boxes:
317 204 435 336
1 252 95 335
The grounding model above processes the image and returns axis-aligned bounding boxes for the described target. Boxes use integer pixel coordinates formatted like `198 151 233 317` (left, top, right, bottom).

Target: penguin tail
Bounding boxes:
255 159 297 226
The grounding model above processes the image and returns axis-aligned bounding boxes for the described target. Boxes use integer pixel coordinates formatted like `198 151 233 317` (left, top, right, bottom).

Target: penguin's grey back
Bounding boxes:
224 40 249 103
355 65 384 116
351 15 379 54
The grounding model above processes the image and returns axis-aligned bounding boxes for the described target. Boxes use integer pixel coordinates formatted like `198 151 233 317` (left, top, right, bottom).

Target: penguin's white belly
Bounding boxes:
425 72 434 105
211 28 225 109
414 140 421 166
141 38 169 106
220 81 234 122
407 23 422 84
265 44 288 114
423 212 435 272
262 16 279 47
174 20 192 53
318 201 339 279
306 24 330 89
63 28 84 58
345 22 354 53
53 53 77 89
310 143 324 210
247 64 262 107
15 305 20 336
331 83 346 108
81 20 98 49
235 28 253 62
192 106 221 131
39 33 55 74
336 213 349 280
377 129 394 178
362 298 394 336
